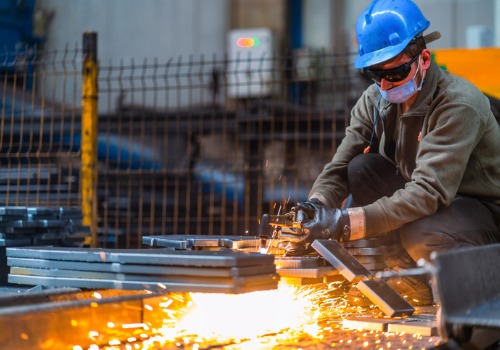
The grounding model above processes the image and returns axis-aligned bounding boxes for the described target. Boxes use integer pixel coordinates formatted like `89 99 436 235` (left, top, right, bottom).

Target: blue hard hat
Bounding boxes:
354 0 430 69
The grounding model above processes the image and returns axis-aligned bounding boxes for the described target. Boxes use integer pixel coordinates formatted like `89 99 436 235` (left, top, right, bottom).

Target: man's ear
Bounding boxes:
421 49 432 70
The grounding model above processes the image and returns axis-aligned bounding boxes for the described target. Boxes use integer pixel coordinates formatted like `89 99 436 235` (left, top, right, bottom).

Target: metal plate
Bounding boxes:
311 240 372 282
7 247 275 267
10 266 280 287
356 279 414 317
276 266 339 278
8 257 277 277
143 235 261 250
0 238 32 247
274 256 325 269
8 274 279 294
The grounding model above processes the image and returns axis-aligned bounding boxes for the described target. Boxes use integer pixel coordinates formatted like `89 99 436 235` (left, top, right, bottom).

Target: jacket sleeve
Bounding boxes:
363 95 488 236
308 88 377 208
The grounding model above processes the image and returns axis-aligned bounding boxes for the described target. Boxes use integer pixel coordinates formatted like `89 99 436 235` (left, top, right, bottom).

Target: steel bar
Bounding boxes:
356 279 415 317
311 240 372 282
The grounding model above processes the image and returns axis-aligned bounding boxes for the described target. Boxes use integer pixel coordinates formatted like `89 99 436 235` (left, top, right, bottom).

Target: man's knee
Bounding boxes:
400 219 469 262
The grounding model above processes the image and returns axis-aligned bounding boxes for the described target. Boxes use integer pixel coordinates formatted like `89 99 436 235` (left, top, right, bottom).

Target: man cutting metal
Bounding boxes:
294 0 500 305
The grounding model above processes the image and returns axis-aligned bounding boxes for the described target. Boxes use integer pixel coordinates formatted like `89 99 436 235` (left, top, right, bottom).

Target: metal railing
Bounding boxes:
0 36 371 248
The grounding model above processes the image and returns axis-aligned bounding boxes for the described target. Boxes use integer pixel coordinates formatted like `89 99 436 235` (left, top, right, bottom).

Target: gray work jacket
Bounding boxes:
309 61 500 237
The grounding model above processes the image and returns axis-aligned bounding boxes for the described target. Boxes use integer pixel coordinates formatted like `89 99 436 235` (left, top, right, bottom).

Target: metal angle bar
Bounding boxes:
7 257 277 277
311 240 372 282
6 247 276 267
8 274 279 294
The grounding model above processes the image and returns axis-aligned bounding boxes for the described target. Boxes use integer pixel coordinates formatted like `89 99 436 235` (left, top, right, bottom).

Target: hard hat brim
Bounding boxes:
354 31 441 69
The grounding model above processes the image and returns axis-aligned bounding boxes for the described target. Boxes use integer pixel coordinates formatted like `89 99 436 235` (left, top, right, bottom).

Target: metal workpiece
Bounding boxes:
143 235 261 251
10 266 279 287
7 247 275 267
8 274 279 294
276 266 339 278
311 240 372 282
7 257 276 277
7 246 280 293
355 279 415 317
274 256 327 269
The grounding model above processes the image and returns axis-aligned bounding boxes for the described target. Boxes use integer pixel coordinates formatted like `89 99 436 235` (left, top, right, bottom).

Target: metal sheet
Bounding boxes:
311 240 372 282
276 266 339 278
356 279 414 317
8 257 276 277
10 266 280 287
7 247 275 267
8 274 279 294
143 235 261 250
274 256 325 269
0 238 32 247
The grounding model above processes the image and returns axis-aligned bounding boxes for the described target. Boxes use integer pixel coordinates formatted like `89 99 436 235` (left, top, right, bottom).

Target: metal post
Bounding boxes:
82 32 98 247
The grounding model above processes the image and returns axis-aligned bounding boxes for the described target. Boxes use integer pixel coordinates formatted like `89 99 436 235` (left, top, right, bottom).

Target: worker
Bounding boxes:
295 0 500 305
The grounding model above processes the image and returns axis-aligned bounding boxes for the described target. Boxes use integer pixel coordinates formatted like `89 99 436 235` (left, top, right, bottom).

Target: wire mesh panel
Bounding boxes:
96 50 370 247
1 46 371 248
0 48 82 208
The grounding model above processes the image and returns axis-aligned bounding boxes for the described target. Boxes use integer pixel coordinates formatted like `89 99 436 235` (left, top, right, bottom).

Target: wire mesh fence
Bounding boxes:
0 45 371 248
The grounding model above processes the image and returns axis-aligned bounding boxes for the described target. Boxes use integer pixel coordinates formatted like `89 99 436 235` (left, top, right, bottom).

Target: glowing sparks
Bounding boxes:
150 283 328 348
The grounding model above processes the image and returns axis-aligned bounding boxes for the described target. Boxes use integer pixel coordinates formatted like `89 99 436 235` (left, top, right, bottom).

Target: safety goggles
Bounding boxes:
363 54 420 83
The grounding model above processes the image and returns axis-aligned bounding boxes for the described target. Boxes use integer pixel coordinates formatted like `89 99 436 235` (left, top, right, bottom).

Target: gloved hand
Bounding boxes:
295 198 351 244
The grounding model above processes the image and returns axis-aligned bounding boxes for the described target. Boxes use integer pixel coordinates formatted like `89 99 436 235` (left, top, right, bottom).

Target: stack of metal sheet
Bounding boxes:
274 255 341 286
0 163 80 205
0 206 90 248
342 238 394 272
7 247 280 294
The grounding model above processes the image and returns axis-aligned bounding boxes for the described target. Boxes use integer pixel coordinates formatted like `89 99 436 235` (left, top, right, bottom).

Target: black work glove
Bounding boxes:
295 198 351 244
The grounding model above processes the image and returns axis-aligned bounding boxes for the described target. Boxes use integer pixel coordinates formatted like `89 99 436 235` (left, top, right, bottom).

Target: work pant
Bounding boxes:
347 153 500 263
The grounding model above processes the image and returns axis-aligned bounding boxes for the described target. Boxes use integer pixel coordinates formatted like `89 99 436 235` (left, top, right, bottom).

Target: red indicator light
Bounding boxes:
236 37 260 48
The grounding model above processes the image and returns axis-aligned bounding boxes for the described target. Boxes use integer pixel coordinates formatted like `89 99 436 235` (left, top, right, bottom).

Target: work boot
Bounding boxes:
384 267 434 306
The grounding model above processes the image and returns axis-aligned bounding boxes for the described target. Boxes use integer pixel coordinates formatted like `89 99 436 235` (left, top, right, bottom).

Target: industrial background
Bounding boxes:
1 0 499 249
